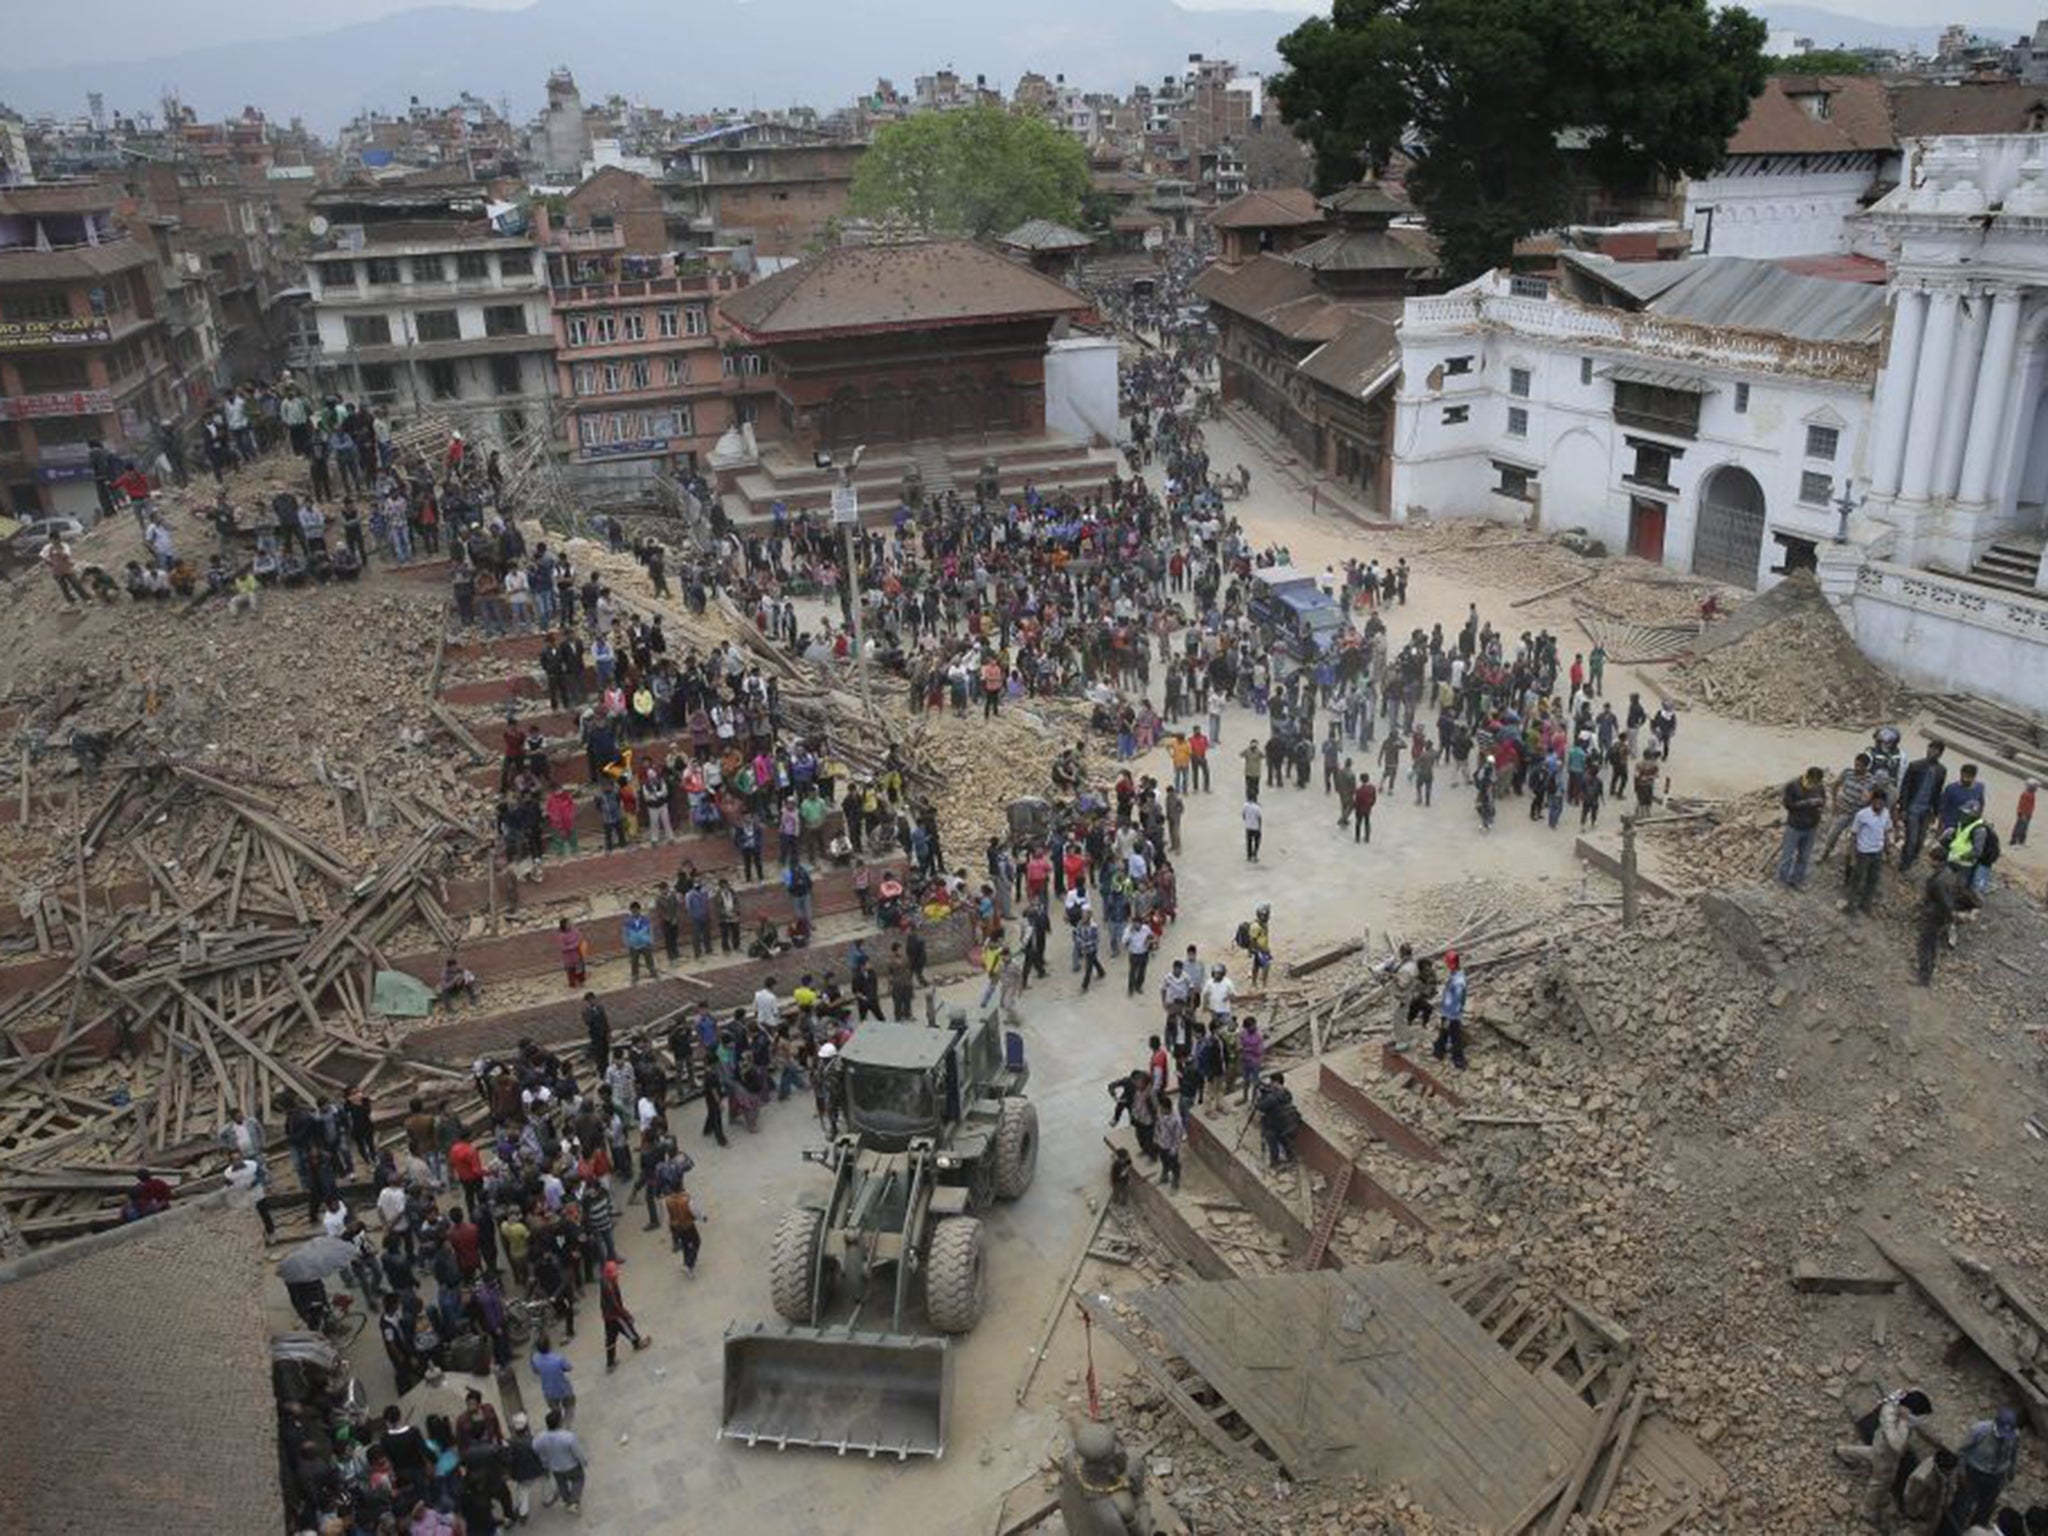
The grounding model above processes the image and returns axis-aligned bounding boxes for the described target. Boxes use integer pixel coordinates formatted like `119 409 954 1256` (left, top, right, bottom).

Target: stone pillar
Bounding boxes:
1898 286 1960 503
1871 286 1928 497
1958 287 2025 505
1932 286 1994 500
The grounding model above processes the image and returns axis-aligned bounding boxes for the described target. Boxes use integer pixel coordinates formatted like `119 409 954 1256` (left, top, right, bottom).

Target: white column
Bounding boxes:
1932 286 1994 500
1958 288 2025 505
1871 287 1929 497
1899 286 1960 503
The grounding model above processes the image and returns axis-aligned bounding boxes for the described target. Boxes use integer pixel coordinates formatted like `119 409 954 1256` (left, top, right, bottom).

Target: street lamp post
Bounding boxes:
820 445 872 716
1832 482 1861 545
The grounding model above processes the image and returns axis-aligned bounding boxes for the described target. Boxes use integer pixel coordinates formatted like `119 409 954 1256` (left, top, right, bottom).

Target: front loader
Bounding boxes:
721 1011 1037 1459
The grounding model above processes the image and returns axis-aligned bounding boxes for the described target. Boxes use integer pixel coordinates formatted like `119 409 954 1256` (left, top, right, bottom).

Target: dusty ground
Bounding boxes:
205 409 2046 1533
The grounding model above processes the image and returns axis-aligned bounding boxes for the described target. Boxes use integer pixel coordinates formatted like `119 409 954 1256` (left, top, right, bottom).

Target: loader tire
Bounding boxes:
769 1206 827 1324
991 1099 1038 1200
924 1216 987 1335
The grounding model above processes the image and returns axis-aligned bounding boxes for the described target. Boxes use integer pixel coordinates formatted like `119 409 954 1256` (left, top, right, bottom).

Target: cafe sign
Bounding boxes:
0 316 113 351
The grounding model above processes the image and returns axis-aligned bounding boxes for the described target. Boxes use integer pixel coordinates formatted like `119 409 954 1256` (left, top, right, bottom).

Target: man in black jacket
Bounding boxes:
1898 740 1948 872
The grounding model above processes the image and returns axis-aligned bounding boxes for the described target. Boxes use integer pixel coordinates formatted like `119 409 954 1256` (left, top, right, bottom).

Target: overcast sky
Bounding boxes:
8 0 2034 70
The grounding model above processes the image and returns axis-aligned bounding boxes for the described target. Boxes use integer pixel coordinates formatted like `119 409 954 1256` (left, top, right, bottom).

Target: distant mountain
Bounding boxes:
0 0 1295 132
1756 3 2022 52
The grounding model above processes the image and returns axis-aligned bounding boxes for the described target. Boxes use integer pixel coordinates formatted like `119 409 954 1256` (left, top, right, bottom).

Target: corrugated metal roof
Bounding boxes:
1562 252 1886 343
1598 363 1719 393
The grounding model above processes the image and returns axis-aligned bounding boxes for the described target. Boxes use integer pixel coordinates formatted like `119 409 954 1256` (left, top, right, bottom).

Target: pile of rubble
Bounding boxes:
1097 864 2048 1533
1664 575 1901 729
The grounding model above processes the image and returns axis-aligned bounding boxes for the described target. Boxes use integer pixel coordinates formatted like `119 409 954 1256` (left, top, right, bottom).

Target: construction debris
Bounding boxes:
1664 571 1901 728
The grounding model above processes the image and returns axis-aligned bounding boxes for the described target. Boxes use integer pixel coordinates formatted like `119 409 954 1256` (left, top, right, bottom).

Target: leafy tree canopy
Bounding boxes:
846 104 1090 241
1271 0 1769 279
1764 48 1871 74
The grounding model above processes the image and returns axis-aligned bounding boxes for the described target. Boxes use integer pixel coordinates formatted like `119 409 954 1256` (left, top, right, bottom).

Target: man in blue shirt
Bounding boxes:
529 1337 576 1425
1936 762 1985 838
1433 951 1469 1070
623 902 658 983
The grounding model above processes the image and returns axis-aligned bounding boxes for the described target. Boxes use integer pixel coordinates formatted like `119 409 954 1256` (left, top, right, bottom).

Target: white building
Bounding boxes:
1682 75 1895 260
306 194 555 440
1390 254 1882 589
1844 133 2048 598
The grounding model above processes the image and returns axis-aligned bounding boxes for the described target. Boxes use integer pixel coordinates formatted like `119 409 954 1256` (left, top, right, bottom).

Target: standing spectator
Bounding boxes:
623 902 658 983
528 1336 575 1426
597 1259 652 1370
41 536 86 605
532 1410 587 1514
1777 767 1827 888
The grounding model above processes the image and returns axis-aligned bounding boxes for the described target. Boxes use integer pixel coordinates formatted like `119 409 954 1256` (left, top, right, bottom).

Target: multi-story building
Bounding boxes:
659 124 865 259
0 182 172 519
544 171 759 489
304 185 554 442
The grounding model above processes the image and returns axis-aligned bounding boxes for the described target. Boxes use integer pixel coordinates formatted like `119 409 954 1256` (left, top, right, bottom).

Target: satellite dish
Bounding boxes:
309 215 331 237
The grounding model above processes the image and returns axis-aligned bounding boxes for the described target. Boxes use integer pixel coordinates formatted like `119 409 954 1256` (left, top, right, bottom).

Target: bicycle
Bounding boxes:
317 1291 369 1352
503 1295 549 1347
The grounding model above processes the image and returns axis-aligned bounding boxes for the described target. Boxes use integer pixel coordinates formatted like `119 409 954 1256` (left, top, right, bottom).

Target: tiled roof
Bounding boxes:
1290 225 1440 276
1208 187 1323 230
1319 181 1414 219
1890 81 2048 138
0 1199 278 1535
0 240 156 280
717 240 1088 338
0 184 120 216
1194 253 1320 321
1195 256 1396 344
1725 76 1895 155
1297 307 1403 397
999 218 1094 252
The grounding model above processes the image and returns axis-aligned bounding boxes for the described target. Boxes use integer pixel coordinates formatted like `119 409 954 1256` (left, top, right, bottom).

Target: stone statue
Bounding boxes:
902 458 925 512
976 457 1001 506
1057 1418 1179 1536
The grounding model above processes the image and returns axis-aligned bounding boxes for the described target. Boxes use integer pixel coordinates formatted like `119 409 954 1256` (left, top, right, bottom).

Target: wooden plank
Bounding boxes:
1861 1218 2048 1430
1317 1063 1446 1164
1542 1357 1636 1536
1585 1383 1648 1518
1013 1194 1113 1406
1079 1297 1267 1471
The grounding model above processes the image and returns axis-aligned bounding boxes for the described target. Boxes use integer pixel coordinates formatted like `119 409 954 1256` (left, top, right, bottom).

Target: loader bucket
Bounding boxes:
720 1321 954 1459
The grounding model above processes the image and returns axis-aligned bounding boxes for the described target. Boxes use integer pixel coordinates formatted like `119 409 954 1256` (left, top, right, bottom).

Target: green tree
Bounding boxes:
846 104 1090 241
1270 0 1769 279
1764 49 1871 74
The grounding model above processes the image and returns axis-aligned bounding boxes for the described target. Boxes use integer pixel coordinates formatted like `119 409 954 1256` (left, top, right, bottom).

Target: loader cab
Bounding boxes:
839 1018 1026 1151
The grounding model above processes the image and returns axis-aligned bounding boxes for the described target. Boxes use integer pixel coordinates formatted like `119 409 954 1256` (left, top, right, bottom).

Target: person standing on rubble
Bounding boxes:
1842 788 1893 919
1777 766 1828 888
1433 951 1468 1070
1958 1409 2021 1526
1898 739 1948 872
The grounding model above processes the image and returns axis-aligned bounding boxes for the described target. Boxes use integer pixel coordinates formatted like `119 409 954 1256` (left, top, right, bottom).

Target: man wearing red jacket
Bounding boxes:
1352 779 1378 844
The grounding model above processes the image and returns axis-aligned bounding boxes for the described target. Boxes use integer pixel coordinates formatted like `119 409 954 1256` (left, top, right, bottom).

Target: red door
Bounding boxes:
1628 498 1667 563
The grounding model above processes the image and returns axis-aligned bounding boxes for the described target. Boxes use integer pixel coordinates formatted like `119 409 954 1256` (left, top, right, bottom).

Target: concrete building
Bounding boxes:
0 182 171 519
304 185 554 441
659 124 864 259
1850 136 2048 586
1377 133 2048 715
540 69 593 179
1682 76 1895 259
1389 255 1883 588
544 168 756 491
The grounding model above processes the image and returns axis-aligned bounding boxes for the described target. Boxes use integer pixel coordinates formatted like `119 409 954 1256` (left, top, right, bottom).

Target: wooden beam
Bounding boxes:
1013 1196 1113 1406
1541 1357 1637 1536
1584 1383 1647 1518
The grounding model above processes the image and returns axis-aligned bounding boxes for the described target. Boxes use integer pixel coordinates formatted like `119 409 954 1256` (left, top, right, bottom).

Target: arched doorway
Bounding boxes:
1693 466 1767 588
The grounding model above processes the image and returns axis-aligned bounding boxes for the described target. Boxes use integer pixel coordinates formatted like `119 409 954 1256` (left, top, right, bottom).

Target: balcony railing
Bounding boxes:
556 227 626 251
